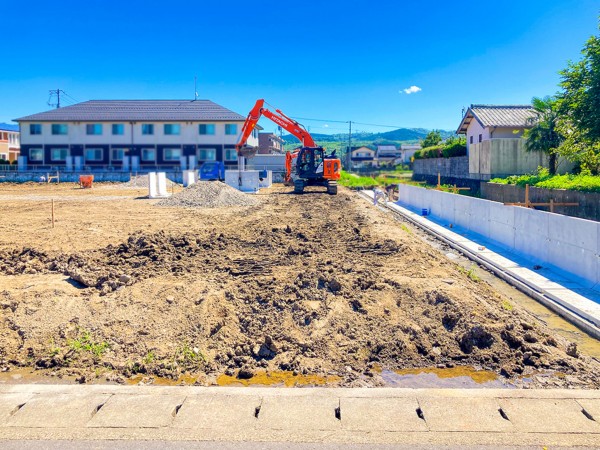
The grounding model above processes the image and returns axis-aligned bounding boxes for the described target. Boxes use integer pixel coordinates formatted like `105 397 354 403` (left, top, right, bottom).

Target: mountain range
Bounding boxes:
282 128 455 146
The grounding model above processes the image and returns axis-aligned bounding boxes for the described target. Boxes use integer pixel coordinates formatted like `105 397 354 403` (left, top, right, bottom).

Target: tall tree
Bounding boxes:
421 130 442 148
524 96 563 175
556 25 600 172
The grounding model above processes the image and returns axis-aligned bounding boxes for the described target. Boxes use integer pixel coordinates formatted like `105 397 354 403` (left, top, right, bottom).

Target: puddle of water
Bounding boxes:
383 366 508 389
0 368 77 385
217 370 341 387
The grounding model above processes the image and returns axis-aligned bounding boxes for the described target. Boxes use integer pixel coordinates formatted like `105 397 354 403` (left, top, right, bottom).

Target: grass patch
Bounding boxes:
458 265 480 282
490 168 600 193
501 300 514 311
68 329 109 359
338 171 382 188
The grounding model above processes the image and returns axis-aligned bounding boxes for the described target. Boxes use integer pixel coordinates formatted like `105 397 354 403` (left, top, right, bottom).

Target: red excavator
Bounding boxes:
235 99 342 195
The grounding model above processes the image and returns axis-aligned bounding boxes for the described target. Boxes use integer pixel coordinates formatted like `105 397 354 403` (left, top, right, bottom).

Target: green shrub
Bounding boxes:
413 138 466 160
490 167 600 193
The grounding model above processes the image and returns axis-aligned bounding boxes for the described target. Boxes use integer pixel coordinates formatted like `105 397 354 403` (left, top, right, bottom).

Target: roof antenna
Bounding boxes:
194 76 198 101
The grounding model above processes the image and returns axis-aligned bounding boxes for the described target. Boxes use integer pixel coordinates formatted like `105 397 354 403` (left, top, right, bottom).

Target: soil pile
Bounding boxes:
0 186 599 388
156 181 259 208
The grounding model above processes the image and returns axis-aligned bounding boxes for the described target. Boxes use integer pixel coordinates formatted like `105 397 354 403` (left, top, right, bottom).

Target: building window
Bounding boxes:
198 148 216 160
111 148 125 160
85 148 103 161
51 124 68 135
51 148 69 161
224 149 237 161
164 124 180 135
112 124 124 135
141 124 154 135
225 124 237 135
470 136 473 144
86 124 103 135
199 124 215 135
0 153 7 161
30 124 42 135
141 148 156 161
29 148 43 161
163 147 182 161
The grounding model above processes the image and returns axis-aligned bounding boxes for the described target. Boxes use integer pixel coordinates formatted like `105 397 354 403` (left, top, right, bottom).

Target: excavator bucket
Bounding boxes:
238 145 258 158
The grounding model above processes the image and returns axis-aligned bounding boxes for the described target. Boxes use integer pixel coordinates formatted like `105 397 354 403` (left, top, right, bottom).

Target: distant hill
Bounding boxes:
282 128 455 146
0 123 18 131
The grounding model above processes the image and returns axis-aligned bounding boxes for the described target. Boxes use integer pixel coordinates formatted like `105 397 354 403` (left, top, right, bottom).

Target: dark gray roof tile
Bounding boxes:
15 100 245 122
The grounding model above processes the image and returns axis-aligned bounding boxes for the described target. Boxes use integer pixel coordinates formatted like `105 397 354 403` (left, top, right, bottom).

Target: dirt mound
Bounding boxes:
156 181 259 208
0 186 599 388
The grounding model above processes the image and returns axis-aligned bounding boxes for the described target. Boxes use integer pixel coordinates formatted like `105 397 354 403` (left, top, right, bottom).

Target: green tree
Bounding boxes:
421 130 442 148
524 96 563 175
556 25 600 172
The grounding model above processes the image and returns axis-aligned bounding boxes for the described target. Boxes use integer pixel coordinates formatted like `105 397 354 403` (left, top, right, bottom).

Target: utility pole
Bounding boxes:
48 89 64 108
348 120 352 164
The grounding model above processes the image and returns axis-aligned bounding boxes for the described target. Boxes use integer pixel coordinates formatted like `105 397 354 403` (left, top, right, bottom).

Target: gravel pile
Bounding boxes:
156 181 259 208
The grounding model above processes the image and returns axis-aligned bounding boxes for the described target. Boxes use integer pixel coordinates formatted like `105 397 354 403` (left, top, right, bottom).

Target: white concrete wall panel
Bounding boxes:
468 196 491 237
489 202 515 249
397 184 600 286
513 207 550 262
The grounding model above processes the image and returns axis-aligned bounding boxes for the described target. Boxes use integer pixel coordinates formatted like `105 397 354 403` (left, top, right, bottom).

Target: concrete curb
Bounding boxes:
0 385 600 446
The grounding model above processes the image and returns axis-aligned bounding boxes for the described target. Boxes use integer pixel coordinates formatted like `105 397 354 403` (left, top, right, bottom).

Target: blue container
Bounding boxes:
421 208 429 216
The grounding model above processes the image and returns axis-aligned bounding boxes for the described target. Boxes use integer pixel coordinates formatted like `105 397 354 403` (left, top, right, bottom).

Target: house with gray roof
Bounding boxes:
14 100 257 171
457 104 570 179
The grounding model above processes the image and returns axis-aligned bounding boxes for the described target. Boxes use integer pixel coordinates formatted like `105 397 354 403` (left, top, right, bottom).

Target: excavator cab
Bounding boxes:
293 147 341 195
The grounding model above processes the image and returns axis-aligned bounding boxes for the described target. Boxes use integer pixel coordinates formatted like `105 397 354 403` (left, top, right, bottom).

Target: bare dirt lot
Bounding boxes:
0 182 599 388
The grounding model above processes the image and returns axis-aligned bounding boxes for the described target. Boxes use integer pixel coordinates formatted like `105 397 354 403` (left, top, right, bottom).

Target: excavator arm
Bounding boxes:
235 99 317 152
235 99 318 184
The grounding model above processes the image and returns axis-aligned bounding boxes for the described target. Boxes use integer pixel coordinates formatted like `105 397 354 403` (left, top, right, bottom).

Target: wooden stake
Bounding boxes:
51 199 55 228
525 184 530 208
437 172 441 189
550 199 554 213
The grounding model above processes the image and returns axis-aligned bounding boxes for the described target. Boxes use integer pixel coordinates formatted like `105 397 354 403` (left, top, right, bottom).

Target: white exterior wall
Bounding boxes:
19 121 256 147
465 119 489 152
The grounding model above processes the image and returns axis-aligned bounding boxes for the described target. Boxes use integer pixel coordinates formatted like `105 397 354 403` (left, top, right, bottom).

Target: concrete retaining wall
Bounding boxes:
482 183 600 222
413 156 469 178
398 184 600 288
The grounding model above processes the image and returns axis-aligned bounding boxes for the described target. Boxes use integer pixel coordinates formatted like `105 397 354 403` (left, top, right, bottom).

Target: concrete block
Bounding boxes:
157 172 168 197
224 170 260 193
173 394 261 430
148 172 157 198
0 394 32 425
7 393 110 428
499 398 600 433
257 396 340 431
258 170 272 188
340 397 427 432
87 394 185 428
182 170 197 188
418 397 512 432
513 207 549 262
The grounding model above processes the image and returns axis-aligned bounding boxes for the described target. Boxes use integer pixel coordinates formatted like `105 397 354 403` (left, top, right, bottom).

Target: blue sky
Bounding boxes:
0 0 598 135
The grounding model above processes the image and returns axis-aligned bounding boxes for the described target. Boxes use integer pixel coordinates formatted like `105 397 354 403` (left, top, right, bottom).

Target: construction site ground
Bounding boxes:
1 182 600 389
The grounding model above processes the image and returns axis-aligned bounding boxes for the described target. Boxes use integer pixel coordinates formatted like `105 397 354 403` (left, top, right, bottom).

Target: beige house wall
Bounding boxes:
469 138 574 178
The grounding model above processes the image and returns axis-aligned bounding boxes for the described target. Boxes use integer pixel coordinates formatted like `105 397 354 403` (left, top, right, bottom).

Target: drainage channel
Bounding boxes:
358 191 600 343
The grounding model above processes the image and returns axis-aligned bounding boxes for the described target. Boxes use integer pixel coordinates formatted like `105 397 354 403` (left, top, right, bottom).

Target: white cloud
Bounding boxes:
400 85 422 95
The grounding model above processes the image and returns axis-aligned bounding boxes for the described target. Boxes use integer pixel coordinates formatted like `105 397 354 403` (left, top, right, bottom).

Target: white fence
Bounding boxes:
398 184 599 289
